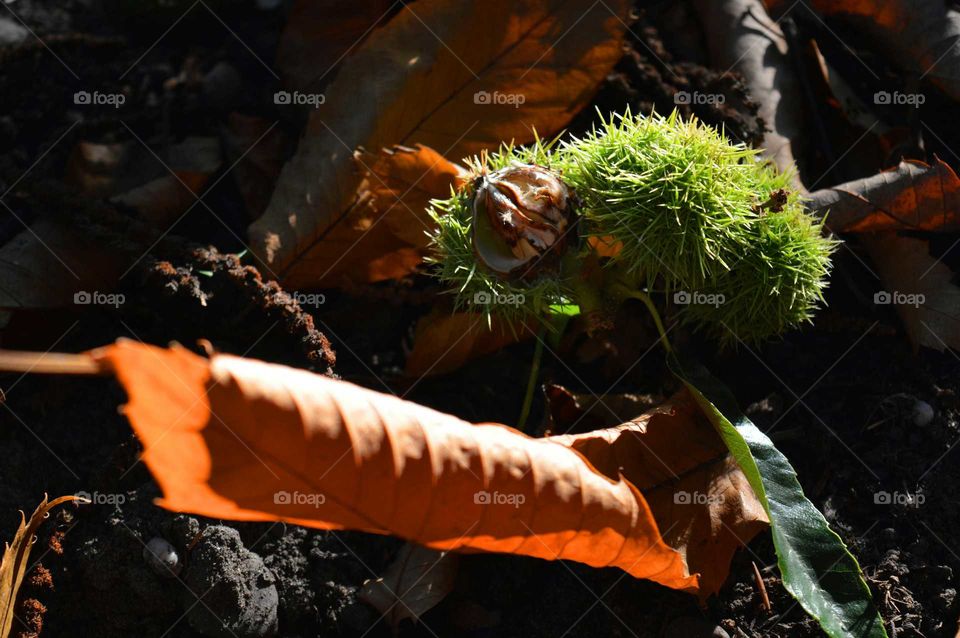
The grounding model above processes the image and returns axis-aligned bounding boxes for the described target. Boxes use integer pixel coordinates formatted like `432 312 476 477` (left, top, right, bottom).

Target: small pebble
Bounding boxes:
143 536 182 578
0 17 28 47
912 400 934 427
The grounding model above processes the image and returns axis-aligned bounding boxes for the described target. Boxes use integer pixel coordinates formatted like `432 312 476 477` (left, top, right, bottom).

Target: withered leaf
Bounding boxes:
776 0 960 103
293 145 467 286
403 310 531 379
359 544 458 629
1 495 78 638
549 389 769 596
809 158 960 232
695 0 805 179
83 339 775 594
249 0 630 288
865 233 960 351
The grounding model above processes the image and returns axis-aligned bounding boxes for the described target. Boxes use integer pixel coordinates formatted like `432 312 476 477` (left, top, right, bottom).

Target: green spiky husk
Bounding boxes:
557 110 776 288
678 188 836 345
427 111 838 343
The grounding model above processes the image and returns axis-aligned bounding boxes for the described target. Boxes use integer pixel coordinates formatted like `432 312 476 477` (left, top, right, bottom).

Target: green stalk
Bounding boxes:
608 283 673 353
516 329 545 432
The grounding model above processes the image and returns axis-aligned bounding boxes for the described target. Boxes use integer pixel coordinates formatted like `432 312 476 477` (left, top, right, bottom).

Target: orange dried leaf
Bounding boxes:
403 310 531 378
361 145 470 249
249 0 629 288
1 495 78 638
291 145 467 286
94 340 698 592
550 390 769 596
809 158 960 232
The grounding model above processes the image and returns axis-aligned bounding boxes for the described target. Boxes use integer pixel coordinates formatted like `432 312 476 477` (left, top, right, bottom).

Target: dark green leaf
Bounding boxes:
668 352 886 638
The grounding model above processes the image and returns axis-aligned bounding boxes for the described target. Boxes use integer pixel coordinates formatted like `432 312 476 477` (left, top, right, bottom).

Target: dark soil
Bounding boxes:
0 2 957 638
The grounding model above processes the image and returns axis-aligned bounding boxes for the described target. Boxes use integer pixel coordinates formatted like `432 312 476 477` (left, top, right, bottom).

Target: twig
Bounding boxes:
0 350 106 375
752 561 772 613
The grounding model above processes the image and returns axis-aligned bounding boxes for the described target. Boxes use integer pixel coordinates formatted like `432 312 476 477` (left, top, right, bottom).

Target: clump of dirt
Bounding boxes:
568 5 765 146
136 246 336 372
181 525 279 638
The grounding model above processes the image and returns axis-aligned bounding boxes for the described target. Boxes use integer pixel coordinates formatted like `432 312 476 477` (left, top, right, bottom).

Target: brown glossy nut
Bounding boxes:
471 164 577 276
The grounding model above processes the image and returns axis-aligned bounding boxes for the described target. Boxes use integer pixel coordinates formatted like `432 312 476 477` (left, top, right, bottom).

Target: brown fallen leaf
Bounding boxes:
403 310 531 379
222 114 286 222
89 340 697 592
772 0 960 103
359 544 459 630
361 145 470 249
541 383 664 436
808 158 960 232
0 218 123 310
0 343 771 595
288 145 467 286
1 495 78 638
67 136 221 222
249 0 630 288
275 0 397 95
548 389 769 596
864 233 960 351
694 0 805 177
0 136 221 310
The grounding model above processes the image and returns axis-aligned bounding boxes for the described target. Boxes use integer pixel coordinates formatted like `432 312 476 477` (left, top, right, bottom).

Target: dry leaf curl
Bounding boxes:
96 340 697 592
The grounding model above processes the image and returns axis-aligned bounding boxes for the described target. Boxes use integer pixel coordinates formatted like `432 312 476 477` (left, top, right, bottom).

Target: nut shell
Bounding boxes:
471 164 577 277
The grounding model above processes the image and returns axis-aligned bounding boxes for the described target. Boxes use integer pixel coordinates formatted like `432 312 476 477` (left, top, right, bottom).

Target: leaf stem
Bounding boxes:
516 329 545 432
610 284 673 353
